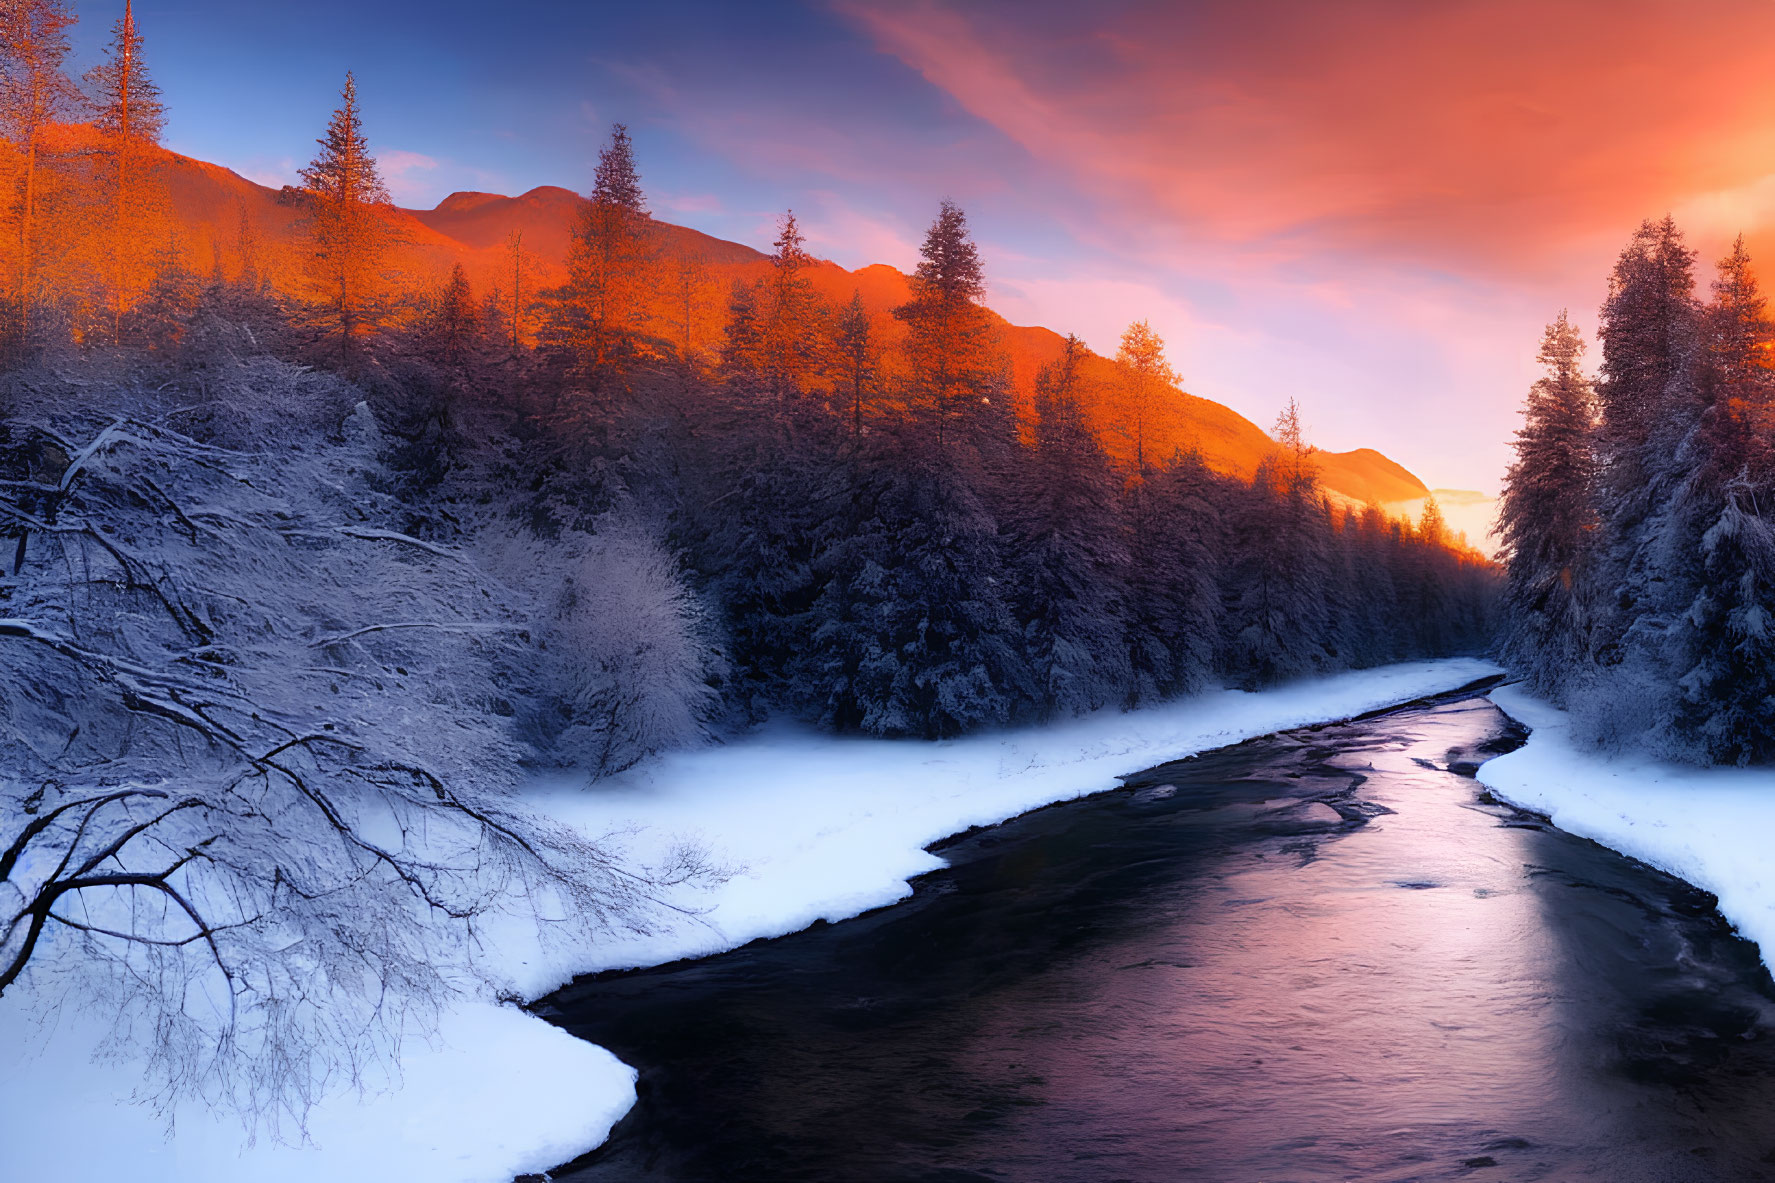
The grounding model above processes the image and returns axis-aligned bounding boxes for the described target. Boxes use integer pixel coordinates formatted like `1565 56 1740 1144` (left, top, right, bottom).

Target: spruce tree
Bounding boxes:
1592 216 1700 669
546 122 654 380
1126 449 1224 699
1115 320 1177 472
424 263 480 369
834 290 875 437
798 438 1025 737
592 123 645 213
1003 335 1131 716
717 278 765 399
299 72 392 369
1497 311 1599 699
1219 404 1333 685
86 1 164 142
1668 237 1775 761
763 209 822 402
893 199 1005 445
86 0 168 342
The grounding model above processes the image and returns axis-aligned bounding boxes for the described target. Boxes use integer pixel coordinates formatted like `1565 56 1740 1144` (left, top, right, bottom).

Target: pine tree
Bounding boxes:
1219 405 1333 685
1115 319 1178 472
1667 237 1775 761
834 290 875 437
797 440 1025 737
85 0 168 342
424 262 479 369
1003 334 1131 716
592 123 644 213
762 209 822 402
1592 216 1701 668
893 199 1005 445
1126 449 1224 699
546 122 654 380
299 72 392 369
0 0 80 352
1497 311 1599 699
718 278 765 399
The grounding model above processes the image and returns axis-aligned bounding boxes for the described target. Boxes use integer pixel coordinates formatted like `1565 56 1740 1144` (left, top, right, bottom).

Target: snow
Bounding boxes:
1 657 1499 1183
1481 682 1775 972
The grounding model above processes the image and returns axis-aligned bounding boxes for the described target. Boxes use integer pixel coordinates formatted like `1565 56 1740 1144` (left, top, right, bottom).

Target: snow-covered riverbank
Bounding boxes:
1 658 1500 1183
1481 683 1775 974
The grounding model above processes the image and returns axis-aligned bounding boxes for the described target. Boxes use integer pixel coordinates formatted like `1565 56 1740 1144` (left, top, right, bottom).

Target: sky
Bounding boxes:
76 0 1775 493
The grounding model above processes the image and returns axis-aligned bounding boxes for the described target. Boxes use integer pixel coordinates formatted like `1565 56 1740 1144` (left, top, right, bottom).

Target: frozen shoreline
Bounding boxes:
0 658 1502 1183
1480 682 1775 973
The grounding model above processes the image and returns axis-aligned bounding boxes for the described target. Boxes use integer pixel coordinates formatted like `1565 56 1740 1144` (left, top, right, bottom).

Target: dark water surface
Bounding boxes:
535 693 1775 1181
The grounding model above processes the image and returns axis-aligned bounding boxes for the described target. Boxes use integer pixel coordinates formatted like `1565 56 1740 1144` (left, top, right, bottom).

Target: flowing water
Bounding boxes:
534 693 1775 1181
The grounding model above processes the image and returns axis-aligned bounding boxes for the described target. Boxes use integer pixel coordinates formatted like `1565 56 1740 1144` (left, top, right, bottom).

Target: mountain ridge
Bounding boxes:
150 148 1429 507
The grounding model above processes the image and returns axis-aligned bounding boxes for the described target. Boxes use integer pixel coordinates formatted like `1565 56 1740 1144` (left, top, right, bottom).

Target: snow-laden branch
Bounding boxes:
0 362 724 1139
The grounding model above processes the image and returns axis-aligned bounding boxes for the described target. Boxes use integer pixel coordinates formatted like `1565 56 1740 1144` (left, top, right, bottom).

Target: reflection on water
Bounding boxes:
536 696 1775 1182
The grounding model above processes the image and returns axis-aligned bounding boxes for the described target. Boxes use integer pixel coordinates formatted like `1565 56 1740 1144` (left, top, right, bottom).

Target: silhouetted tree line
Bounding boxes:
1500 218 1775 764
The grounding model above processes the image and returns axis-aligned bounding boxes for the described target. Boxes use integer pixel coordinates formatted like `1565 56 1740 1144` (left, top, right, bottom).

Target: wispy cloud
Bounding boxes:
379 148 441 205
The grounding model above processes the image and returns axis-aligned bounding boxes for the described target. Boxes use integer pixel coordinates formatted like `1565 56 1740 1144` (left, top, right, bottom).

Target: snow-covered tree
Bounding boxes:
541 523 725 776
1497 311 1599 699
797 435 1026 737
0 362 711 1131
1002 335 1130 717
1667 237 1775 762
1591 217 1701 662
1219 404 1333 686
1124 448 1223 701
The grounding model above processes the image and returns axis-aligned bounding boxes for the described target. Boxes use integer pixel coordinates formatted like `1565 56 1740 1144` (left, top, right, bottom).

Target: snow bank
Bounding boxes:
1 658 1498 1183
1481 682 1775 971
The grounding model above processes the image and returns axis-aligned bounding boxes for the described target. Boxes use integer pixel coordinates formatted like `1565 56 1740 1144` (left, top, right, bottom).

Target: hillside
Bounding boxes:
150 145 1429 506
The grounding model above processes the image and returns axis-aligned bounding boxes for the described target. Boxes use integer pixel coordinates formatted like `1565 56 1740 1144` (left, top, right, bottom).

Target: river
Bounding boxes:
533 691 1775 1181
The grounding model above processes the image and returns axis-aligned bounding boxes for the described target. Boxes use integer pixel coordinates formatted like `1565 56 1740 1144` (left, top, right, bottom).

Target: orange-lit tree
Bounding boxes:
298 72 393 369
84 0 166 344
894 199 1005 446
833 290 875 437
547 123 654 383
504 227 531 355
0 0 80 351
761 209 823 403
1114 319 1177 473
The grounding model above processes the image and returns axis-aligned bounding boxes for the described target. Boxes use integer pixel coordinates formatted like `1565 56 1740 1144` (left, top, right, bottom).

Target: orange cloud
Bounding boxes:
840 0 1775 275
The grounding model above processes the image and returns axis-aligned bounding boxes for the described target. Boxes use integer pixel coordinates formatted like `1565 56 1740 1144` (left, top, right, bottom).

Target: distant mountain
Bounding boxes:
151 146 1432 507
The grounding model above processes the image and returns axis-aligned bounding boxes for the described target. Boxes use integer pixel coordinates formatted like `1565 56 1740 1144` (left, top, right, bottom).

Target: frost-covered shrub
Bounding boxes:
543 525 724 776
0 363 712 1134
